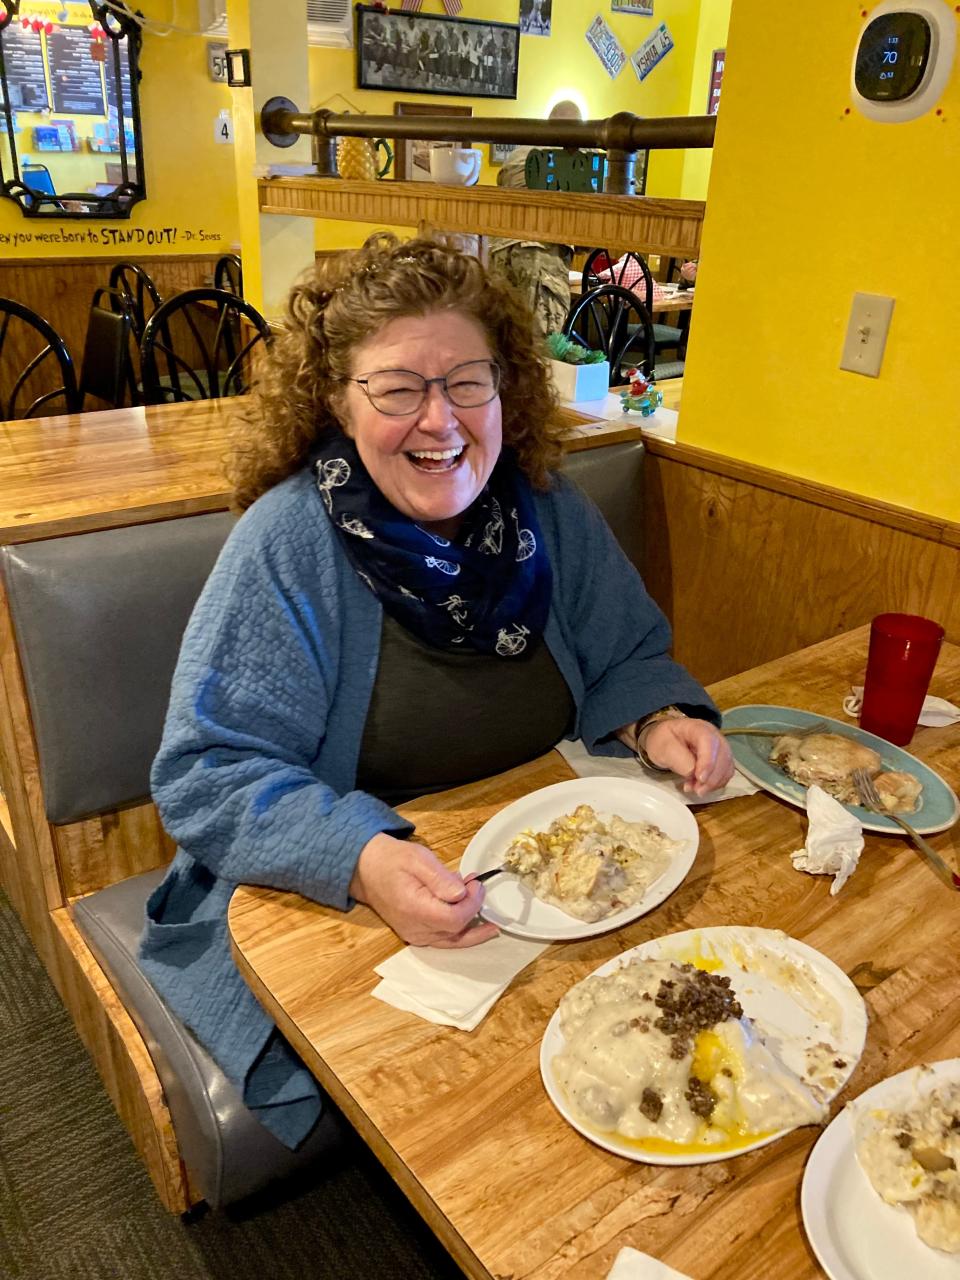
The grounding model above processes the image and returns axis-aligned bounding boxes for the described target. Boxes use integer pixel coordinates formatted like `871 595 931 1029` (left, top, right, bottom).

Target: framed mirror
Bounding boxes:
0 0 145 218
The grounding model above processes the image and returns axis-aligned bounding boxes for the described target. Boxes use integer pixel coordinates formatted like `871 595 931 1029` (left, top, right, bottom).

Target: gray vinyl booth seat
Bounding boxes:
0 512 339 1209
0 444 642 1207
561 439 644 572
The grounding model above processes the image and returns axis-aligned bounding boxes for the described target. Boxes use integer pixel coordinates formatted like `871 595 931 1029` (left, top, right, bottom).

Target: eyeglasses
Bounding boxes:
347 359 501 416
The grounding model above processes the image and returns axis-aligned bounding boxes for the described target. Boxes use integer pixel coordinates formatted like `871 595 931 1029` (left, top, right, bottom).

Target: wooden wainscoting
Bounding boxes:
642 438 960 686
0 254 223 372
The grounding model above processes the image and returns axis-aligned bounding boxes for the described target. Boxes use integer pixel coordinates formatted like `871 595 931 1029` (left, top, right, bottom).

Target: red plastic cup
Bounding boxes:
859 613 944 746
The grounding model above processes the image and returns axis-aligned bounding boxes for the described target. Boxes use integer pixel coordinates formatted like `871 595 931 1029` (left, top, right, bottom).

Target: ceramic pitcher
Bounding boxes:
337 136 393 181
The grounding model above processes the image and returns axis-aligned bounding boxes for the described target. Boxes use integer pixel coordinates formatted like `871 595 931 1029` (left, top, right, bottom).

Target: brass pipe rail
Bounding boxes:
260 97 715 195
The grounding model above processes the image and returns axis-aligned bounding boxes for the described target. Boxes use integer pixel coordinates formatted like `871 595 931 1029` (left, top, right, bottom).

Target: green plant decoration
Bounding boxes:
544 332 606 365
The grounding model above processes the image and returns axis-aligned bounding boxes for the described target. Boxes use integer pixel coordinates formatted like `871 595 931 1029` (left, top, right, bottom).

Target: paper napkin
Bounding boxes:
556 738 759 806
372 933 548 1030
842 686 960 728
606 1247 694 1280
790 784 864 895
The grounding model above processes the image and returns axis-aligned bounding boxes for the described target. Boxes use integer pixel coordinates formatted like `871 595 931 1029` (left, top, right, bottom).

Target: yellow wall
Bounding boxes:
0 1 239 258
305 0 725 250
680 0 730 198
679 0 960 522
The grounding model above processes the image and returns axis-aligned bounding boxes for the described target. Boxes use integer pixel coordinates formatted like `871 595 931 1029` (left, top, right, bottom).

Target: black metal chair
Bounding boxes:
562 284 657 386
0 298 80 421
582 248 685 360
139 288 271 404
107 261 163 344
213 253 243 297
78 287 138 411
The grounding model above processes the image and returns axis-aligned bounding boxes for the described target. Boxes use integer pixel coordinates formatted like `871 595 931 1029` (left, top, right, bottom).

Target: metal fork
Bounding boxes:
851 768 960 891
721 719 829 739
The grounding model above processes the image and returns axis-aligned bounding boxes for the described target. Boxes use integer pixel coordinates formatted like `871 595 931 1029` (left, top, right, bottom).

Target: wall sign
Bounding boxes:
630 21 674 82
707 47 725 115
214 110 234 144
207 41 228 82
1 24 49 111
104 46 133 115
47 27 106 115
586 15 626 79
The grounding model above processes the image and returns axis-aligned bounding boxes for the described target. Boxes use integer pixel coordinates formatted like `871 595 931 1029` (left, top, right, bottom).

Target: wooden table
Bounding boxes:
228 628 960 1280
569 272 697 314
0 398 634 547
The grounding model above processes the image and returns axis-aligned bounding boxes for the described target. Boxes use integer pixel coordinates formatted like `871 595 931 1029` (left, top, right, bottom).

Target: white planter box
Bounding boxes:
548 358 610 403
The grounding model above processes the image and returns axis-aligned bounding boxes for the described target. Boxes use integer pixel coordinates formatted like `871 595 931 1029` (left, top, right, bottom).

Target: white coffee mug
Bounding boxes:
428 146 482 186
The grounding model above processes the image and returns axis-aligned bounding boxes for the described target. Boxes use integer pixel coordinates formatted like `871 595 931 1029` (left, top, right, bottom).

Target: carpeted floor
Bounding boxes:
0 890 464 1280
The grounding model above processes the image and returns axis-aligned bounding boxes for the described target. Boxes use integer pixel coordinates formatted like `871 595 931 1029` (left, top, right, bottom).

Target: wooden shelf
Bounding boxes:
257 178 706 258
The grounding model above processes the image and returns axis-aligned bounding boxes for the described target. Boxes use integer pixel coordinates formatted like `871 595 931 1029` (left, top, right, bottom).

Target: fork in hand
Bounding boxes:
851 767 960 891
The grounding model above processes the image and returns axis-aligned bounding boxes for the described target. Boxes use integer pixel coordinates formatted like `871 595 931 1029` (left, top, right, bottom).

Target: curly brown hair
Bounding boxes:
229 233 564 510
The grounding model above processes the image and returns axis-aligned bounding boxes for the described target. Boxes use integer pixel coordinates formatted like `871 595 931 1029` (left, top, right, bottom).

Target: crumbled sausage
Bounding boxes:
640 1087 663 1122
895 1131 914 1149
653 963 743 1060
685 1076 718 1120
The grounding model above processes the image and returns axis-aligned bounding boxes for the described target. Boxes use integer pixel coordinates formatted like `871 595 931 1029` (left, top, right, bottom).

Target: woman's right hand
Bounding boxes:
349 832 499 949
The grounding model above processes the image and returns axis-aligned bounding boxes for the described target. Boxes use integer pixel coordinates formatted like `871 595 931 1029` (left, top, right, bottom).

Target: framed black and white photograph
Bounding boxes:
519 0 552 37
356 6 520 99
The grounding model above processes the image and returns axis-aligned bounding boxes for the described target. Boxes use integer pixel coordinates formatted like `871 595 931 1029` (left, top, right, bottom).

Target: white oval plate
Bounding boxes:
540 924 867 1164
458 776 698 942
802 1059 960 1280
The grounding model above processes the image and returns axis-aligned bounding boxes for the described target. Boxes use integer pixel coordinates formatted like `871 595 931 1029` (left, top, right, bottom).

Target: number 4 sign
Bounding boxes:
215 110 234 144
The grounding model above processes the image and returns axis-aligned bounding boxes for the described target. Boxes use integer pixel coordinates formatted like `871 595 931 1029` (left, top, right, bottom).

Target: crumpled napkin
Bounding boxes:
556 738 759 806
371 934 547 1030
790 784 864 895
606 1247 694 1280
842 686 960 728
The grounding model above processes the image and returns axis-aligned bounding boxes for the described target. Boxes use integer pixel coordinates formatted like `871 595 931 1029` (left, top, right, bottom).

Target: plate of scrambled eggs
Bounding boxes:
540 924 867 1164
802 1060 960 1279
459 776 698 941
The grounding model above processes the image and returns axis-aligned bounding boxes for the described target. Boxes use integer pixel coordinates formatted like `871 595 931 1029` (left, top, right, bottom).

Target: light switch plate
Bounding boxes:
840 292 895 377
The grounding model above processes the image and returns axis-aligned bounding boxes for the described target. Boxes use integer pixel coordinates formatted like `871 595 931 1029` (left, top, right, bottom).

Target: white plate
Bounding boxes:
540 924 867 1164
802 1060 960 1280
458 776 698 942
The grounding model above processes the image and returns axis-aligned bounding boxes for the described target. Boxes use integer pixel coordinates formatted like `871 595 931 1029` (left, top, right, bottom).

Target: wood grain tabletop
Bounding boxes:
233 632 960 1279
0 399 641 545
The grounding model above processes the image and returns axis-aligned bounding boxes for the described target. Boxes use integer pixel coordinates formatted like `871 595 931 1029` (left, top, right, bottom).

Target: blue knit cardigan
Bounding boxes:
140 467 717 1147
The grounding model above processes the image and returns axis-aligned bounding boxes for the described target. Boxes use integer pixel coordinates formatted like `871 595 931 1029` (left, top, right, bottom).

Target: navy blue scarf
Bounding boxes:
312 436 551 657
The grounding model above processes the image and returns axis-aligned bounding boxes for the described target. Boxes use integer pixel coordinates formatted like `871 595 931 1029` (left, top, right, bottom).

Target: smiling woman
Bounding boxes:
138 233 732 1158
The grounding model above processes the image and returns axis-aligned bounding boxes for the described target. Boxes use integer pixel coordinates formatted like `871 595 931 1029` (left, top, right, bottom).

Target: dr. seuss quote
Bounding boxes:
0 224 225 249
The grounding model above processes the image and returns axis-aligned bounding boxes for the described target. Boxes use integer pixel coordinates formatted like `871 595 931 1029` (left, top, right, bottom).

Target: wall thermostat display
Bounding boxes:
856 13 931 101
851 0 956 121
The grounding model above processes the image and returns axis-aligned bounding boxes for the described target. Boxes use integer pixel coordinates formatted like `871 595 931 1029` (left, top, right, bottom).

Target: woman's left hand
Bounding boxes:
641 717 734 796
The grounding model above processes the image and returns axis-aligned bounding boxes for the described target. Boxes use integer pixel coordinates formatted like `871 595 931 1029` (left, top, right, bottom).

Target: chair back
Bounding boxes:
0 297 80 420
582 248 655 312
107 261 163 342
562 284 656 385
139 288 271 405
213 254 243 296
79 287 138 410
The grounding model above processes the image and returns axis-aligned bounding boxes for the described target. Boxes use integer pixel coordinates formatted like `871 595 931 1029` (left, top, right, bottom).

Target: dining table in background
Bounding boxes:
0 396 642 547
228 627 960 1280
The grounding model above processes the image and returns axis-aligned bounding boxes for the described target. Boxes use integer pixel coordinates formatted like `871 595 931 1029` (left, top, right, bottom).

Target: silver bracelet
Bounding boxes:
633 706 686 772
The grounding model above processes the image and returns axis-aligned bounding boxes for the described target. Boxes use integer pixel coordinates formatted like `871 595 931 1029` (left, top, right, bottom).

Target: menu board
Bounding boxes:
0 23 50 111
47 27 105 116
103 40 133 115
